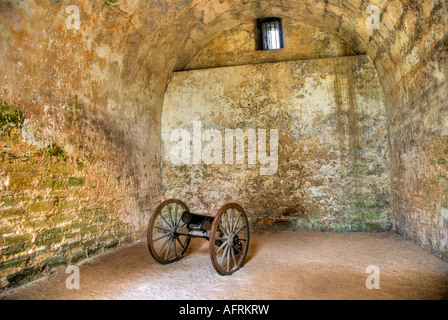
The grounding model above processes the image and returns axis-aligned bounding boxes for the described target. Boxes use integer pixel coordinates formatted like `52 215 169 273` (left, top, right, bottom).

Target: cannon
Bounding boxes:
147 199 250 275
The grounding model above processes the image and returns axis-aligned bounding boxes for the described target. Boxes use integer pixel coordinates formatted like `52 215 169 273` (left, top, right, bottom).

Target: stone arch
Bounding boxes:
130 0 446 258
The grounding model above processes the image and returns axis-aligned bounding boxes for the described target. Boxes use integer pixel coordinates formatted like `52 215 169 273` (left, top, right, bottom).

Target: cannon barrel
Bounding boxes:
182 211 214 232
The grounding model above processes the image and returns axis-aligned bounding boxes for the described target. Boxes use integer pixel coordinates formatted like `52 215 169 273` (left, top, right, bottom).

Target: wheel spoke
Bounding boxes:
234 224 247 235
176 237 185 250
174 203 180 226
231 247 237 269
166 206 174 227
154 226 170 233
218 221 229 236
216 241 227 255
232 212 241 233
220 244 229 267
159 211 173 228
165 238 173 260
226 244 231 272
153 233 169 242
225 210 231 233
176 220 185 229
157 236 171 255
173 237 177 258
229 209 234 233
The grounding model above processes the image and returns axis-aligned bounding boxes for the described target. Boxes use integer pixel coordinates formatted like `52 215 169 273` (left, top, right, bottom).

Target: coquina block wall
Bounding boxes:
162 55 391 232
0 0 447 290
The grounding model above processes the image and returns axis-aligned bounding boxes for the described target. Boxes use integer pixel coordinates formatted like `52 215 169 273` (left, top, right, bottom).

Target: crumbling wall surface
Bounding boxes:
0 1 164 291
0 106 130 290
388 36 448 260
380 2 448 261
162 55 391 232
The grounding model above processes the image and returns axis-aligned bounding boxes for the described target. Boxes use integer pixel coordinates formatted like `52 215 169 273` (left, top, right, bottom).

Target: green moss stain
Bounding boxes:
27 201 55 213
45 143 67 161
34 228 63 246
351 221 364 232
6 266 41 288
104 0 119 6
288 217 311 230
0 100 24 131
329 222 349 232
438 175 448 185
312 221 326 232
41 177 67 189
0 256 30 271
1 243 31 257
104 239 119 249
4 234 32 246
68 177 85 187
1 207 25 218
57 200 78 210
116 229 126 238
41 255 67 270
70 251 86 264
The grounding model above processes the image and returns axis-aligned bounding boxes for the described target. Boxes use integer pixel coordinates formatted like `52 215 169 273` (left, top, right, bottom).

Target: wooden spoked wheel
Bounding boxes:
209 203 250 276
147 199 191 264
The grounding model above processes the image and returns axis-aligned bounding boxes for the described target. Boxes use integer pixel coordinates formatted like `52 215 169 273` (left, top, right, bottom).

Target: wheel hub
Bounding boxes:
231 234 242 249
170 227 179 239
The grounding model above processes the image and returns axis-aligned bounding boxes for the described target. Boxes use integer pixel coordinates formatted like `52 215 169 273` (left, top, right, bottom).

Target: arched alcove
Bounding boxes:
160 19 390 232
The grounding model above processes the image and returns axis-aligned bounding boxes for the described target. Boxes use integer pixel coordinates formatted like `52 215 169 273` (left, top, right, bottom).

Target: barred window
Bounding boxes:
256 18 284 50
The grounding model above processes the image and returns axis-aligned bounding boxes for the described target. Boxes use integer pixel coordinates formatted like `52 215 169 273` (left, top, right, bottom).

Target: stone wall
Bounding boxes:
162 55 391 232
0 1 163 290
0 101 131 291
0 0 447 290
185 19 355 70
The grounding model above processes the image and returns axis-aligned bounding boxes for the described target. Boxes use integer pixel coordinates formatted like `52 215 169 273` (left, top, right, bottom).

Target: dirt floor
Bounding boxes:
1 231 448 300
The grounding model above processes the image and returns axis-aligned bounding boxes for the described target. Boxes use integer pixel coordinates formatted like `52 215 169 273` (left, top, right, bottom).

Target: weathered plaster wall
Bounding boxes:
381 3 448 261
0 1 162 291
0 0 447 289
185 19 355 70
162 55 391 232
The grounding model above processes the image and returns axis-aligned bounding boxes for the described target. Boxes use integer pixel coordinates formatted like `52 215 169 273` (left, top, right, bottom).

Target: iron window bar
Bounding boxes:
257 18 284 50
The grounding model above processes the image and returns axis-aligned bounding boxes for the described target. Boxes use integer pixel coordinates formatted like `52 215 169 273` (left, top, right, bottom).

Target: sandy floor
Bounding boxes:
1 231 448 300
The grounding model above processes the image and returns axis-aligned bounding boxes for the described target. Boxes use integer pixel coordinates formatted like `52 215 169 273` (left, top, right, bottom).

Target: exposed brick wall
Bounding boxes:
0 104 132 291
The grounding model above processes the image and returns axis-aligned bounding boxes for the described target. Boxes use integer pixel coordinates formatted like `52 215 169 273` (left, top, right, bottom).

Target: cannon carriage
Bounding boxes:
147 199 250 275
